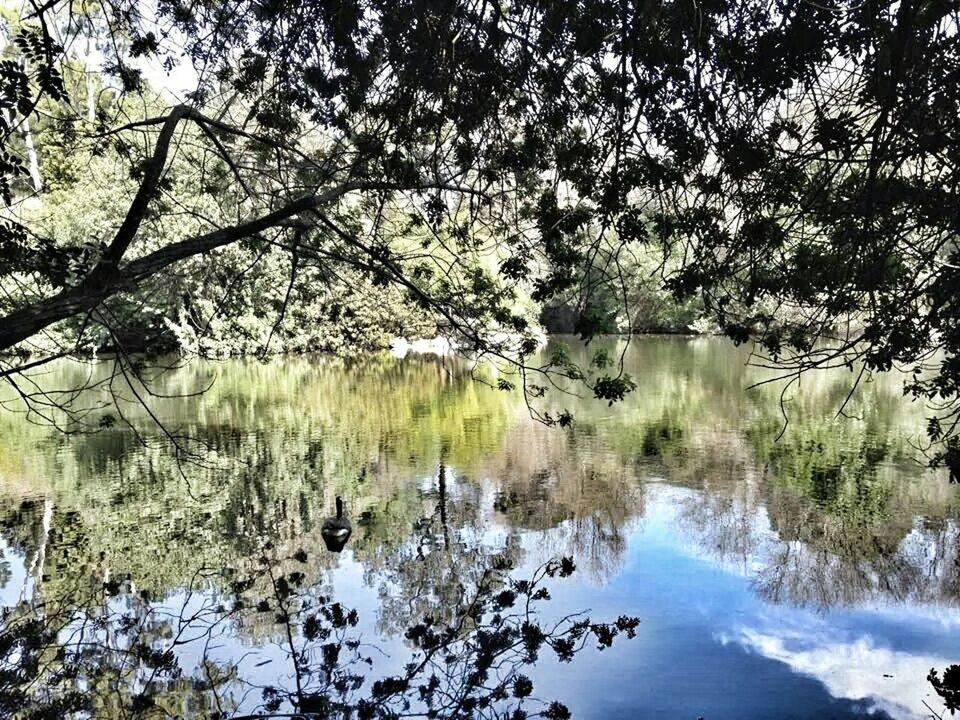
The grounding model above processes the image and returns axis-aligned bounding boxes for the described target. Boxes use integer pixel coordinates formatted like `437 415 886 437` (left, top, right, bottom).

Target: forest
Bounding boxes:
0 0 959 718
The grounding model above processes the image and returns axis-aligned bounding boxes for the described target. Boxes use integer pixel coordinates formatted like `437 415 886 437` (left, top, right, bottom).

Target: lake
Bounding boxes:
0 337 957 719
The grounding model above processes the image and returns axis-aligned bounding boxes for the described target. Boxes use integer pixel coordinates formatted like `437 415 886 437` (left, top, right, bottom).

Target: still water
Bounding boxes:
0 337 957 719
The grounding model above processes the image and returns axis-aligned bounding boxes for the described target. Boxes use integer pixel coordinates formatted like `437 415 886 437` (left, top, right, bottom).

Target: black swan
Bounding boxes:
321 496 352 552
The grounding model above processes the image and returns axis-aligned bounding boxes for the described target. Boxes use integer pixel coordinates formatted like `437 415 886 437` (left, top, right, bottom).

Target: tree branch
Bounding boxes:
100 104 192 268
1 182 352 353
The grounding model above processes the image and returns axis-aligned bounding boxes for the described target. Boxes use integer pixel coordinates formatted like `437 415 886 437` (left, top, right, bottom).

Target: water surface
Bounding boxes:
0 337 957 719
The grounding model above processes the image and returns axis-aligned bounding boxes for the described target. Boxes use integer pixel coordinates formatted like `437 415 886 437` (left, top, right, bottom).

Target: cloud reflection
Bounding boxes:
729 627 952 719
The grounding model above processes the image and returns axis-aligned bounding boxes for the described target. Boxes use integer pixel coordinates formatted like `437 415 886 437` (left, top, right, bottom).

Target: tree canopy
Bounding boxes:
1 0 959 462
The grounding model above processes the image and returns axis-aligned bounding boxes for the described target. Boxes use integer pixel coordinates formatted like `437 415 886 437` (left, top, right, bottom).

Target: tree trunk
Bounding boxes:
438 461 449 550
21 111 43 192
20 496 53 601
85 34 96 122
0 183 354 354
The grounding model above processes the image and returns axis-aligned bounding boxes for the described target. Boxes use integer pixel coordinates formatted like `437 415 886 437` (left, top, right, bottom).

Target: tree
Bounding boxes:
1 0 959 459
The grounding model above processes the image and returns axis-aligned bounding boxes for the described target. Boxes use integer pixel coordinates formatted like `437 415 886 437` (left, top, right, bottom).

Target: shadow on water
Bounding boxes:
0 338 958 718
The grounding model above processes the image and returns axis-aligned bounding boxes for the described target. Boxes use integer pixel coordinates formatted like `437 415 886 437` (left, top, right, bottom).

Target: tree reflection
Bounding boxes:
490 425 644 583
0 549 638 719
929 664 960 718
366 461 516 635
0 339 959 665
675 469 960 608
0 342 959 720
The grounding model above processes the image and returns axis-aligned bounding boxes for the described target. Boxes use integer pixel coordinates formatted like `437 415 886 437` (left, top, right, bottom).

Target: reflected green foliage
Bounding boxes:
745 371 933 524
0 355 511 603
0 338 958 716
0 339 956 616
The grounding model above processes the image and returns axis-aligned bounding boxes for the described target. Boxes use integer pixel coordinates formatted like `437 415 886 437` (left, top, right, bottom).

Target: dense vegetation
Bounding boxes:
2 3 959 712
0 17 706 358
1 1 959 463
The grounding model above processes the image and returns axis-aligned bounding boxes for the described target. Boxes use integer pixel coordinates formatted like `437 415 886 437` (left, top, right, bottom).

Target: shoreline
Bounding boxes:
0 330 721 363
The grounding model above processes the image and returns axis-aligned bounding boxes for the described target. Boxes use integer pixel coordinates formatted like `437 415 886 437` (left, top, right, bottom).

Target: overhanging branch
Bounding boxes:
0 176 474 354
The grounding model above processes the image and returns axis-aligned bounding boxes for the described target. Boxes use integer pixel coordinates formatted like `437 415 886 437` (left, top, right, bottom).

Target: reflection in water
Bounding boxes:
731 628 948 719
0 547 636 718
676 477 960 608
0 337 958 718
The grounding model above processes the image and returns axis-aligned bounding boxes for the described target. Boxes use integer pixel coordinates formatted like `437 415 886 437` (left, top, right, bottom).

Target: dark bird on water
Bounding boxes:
321 496 352 552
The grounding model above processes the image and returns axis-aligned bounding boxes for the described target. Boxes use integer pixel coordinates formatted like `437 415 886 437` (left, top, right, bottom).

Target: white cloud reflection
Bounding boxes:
724 625 953 719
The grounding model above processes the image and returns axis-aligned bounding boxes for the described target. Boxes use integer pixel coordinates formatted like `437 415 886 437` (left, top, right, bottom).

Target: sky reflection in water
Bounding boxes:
0 337 958 719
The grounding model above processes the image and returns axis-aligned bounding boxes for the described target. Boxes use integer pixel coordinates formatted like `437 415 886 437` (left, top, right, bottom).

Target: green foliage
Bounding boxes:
592 374 637 405
539 226 710 337
2 0 960 450
166 258 434 357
